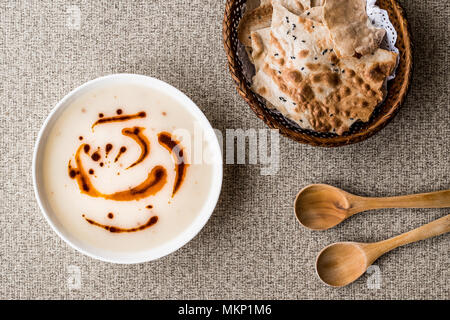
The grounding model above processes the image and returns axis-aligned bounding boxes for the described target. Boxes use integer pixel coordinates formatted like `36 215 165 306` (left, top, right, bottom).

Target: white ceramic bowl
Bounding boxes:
33 74 223 264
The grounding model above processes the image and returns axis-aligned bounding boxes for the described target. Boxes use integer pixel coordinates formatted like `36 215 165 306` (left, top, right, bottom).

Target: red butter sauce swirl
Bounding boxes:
122 127 149 169
82 214 158 233
69 111 189 233
69 143 167 201
157 132 188 197
91 111 146 129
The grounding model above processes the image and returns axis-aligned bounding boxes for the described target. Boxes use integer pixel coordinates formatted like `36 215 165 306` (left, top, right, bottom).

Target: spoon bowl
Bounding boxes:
294 184 353 230
316 242 370 287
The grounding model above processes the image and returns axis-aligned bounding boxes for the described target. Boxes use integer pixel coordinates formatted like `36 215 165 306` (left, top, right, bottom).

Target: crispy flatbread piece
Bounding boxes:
251 3 397 134
323 0 386 57
238 3 273 48
279 0 312 14
238 0 317 49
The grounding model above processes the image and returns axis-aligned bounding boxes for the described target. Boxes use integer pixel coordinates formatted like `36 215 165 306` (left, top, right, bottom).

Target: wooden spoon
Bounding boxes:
316 214 450 287
294 184 450 230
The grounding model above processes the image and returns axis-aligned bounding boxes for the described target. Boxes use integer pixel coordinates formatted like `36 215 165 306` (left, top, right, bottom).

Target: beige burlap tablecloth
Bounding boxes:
0 0 448 299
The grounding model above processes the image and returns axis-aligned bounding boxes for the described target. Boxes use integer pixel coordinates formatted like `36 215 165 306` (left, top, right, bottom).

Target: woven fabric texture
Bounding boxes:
0 0 448 299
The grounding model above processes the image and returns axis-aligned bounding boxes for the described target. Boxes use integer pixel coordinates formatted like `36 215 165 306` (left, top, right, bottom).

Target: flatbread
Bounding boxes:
251 2 323 75
323 0 386 57
237 0 318 49
272 1 323 28
238 3 273 48
279 0 312 15
250 3 397 134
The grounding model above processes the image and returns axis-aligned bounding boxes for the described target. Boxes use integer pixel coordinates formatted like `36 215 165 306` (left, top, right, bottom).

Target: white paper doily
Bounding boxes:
367 0 399 79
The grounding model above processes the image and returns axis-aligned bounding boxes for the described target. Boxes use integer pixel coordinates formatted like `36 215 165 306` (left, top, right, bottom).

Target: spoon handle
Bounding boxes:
363 190 450 210
377 214 450 254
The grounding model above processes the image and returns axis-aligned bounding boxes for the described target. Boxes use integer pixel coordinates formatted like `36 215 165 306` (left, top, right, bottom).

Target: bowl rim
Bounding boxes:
32 73 223 264
222 0 413 147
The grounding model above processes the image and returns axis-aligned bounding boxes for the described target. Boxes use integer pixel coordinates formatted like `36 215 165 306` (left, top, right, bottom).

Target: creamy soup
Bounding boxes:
42 83 217 253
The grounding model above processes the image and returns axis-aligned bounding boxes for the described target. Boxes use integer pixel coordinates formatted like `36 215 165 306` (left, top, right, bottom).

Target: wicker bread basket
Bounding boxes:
223 0 413 147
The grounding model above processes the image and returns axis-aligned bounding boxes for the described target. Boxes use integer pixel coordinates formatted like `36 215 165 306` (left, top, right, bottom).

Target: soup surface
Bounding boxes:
43 83 216 253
